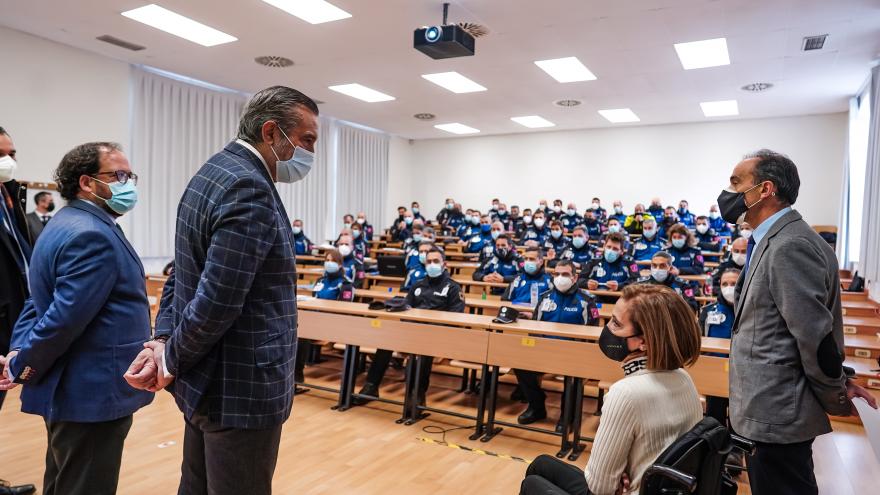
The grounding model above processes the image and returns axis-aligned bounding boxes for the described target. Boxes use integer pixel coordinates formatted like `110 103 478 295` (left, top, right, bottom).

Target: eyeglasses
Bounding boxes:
92 170 138 185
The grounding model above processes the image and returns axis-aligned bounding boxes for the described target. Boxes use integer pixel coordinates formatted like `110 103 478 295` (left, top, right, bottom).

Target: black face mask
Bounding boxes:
717 182 764 224
598 324 640 362
496 248 510 260
47 202 56 212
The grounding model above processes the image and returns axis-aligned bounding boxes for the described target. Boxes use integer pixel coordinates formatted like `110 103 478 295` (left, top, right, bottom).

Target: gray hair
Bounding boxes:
743 149 800 205
652 251 673 263
237 86 319 144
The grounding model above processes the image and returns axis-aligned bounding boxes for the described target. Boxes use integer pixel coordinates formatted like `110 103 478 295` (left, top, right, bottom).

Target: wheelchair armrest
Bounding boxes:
730 434 756 456
643 464 698 493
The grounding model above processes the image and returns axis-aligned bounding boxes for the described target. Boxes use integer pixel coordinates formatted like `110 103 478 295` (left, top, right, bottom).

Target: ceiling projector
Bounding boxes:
414 3 476 60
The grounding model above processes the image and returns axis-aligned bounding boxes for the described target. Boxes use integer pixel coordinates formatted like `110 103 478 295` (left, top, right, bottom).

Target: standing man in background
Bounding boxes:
721 149 877 495
2 142 153 495
26 191 55 242
125 86 318 495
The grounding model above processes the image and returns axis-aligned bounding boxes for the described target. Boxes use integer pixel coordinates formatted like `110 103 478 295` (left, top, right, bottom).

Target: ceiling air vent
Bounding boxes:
254 56 294 68
741 82 774 93
96 35 145 51
414 113 436 120
458 22 489 38
554 99 582 108
802 35 827 51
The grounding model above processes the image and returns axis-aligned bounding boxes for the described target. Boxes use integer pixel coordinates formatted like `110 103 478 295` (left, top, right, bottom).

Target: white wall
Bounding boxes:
386 135 414 228
395 113 847 226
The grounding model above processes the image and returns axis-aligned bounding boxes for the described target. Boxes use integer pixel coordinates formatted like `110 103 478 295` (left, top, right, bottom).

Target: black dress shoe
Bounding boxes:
352 383 379 406
517 406 547 425
0 482 36 495
509 387 527 403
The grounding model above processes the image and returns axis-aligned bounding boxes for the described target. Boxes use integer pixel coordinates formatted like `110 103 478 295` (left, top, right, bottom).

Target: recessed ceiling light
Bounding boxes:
700 100 739 117
598 108 640 123
534 57 597 83
421 72 487 94
260 0 351 24
511 116 555 128
434 123 480 135
328 84 395 103
121 4 237 47
673 38 730 70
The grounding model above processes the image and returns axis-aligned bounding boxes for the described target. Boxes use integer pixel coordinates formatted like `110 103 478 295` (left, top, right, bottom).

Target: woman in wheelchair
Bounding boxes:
520 284 704 495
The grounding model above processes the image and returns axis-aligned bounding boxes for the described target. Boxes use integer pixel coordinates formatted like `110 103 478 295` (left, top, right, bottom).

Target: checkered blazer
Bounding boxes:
155 141 298 429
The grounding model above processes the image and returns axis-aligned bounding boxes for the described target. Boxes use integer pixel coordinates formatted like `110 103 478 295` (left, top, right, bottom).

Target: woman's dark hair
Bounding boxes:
54 142 121 201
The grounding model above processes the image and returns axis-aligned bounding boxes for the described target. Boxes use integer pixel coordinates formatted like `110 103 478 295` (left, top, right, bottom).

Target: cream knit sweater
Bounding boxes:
584 367 703 495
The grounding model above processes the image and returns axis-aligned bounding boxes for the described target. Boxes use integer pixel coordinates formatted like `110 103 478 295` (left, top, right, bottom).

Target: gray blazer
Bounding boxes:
730 209 849 443
25 211 45 242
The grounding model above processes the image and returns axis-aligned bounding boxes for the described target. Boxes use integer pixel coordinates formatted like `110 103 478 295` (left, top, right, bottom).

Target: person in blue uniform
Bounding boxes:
598 217 630 253
657 206 678 239
466 214 494 254
292 219 313 256
609 200 627 224
708 237 748 296
355 211 374 241
694 215 720 251
676 199 696 228
456 209 476 241
502 247 553 306
521 210 550 246
582 209 604 240
411 201 425 222
351 222 370 257
507 205 523 233
494 203 511 226
581 232 639 300
477 221 506 262
700 268 740 426
342 213 355 231
707 204 732 236
337 233 366 288
556 225 594 268
513 260 601 427
436 197 455 225
515 208 533 239
647 197 664 223
549 199 564 221
392 210 414 242
665 224 705 275
473 234 521 295
631 217 665 261
297 249 355 387
444 203 465 234
489 198 501 218
636 251 699 312
560 203 582 232
402 224 425 253
401 241 433 292
590 197 607 222
543 220 570 257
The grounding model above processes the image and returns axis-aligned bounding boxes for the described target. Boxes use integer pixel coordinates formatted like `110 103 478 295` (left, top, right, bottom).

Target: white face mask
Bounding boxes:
553 275 574 292
731 252 747 267
740 229 753 239
533 218 545 228
338 245 352 257
592 202 600 209
271 127 314 184
651 268 669 282
553 205 562 212
523 215 532 224
721 286 736 304
0 155 17 182
696 224 709 234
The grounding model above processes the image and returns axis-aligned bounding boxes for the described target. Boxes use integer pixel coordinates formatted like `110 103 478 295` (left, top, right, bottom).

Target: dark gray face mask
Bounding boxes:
598 324 641 362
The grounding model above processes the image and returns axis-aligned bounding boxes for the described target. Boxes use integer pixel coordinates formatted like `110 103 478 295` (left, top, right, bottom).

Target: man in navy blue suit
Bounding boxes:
125 86 318 495
0 142 153 495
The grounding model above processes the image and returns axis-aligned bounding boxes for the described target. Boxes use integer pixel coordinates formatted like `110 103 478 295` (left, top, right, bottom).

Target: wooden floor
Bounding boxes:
0 355 877 494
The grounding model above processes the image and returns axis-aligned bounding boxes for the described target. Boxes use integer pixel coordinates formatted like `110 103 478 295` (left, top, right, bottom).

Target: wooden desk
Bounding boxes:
679 274 712 286
447 261 480 277
841 299 880 317
844 334 880 360
843 316 880 336
701 251 724 259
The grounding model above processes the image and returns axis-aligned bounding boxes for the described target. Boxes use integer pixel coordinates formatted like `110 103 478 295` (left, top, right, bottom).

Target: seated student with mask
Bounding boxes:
342 213 355 231
581 232 639 298
624 203 649 235
609 200 626 224
393 210 415 242
658 206 678 239
582 209 604 240
402 241 434 292
473 234 521 295
403 224 424 252
495 203 511 225
707 236 747 296
544 220 570 259
560 203 582 231
513 260 601 428
390 205 407 236
292 219 313 256
356 211 374 241
637 251 699 312
466 214 494 254
355 247 465 405
693 215 720 251
502 247 553 306
598 217 630 253
516 208 533 239
457 209 477 241
520 284 703 495
631 217 665 262
707 204 731 237
351 222 370 257
647 197 665 223
411 201 424 222
489 198 501 218
590 197 607 223
677 199 696 228
537 199 551 219
337 233 366 288
445 203 465 233
556 225 594 268
665 224 705 275
699 267 739 427
549 199 564 221
732 221 752 241
479 221 506 262
296 249 356 387
522 210 550 245
436 197 455 225
507 205 522 232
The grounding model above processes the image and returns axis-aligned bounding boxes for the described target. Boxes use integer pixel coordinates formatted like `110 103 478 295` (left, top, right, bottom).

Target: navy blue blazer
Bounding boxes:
155 141 298 429
9 200 153 422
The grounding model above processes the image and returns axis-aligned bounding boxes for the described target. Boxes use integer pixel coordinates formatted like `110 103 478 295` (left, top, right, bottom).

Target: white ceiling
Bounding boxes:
2 0 878 139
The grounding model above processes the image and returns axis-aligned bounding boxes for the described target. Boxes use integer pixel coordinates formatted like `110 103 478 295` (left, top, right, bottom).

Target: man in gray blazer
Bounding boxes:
25 191 55 243
719 149 877 495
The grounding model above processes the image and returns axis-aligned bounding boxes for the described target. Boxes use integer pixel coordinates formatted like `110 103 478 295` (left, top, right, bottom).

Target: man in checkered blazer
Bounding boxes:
125 86 318 495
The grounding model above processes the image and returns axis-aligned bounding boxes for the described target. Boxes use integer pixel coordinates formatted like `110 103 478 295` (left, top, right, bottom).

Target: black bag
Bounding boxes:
846 271 865 293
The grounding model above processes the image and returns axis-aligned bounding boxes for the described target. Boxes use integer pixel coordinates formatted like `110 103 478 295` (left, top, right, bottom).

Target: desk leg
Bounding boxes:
335 345 359 412
568 378 588 461
556 377 573 459
396 356 416 424
405 355 430 425
469 364 490 440
480 366 503 442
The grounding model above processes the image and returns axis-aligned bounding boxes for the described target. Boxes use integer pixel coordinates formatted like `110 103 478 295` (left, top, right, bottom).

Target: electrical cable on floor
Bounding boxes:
421 424 473 443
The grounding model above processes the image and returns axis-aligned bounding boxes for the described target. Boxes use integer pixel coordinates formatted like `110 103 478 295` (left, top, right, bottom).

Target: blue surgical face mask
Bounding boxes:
292 226 302 235
324 261 340 274
491 230 502 239
481 223 491 233
446 203 453 210
91 176 138 215
412 207 419 214
405 217 413 225
651 268 669 282
426 262 443 278
418 252 427 264
524 261 539 274
604 249 620 263
412 233 423 243
352 229 361 239
672 238 686 249
572 236 587 248
551 230 562 239
271 127 314 184
608 225 620 233
643 228 656 239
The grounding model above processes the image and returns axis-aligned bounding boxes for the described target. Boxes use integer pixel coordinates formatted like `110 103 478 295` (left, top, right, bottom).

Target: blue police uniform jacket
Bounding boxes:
636 274 699 312
668 245 705 275
521 226 550 245
583 220 604 240
543 234 570 253
610 213 627 224
534 287 601 328
632 235 666 261
343 254 366 287
457 223 476 241
503 270 553 305
677 209 696 228
402 266 427 291
313 272 355 301
699 299 734 339
559 244 594 266
466 230 494 253
708 216 731 235
561 213 582 231
293 232 312 255
585 255 639 287
695 230 720 251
